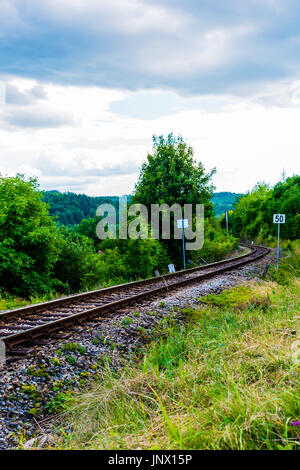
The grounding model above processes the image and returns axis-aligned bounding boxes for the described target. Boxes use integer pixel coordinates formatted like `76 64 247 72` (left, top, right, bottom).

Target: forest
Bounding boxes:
42 189 239 225
212 192 241 217
0 134 299 302
220 176 300 241
42 191 120 226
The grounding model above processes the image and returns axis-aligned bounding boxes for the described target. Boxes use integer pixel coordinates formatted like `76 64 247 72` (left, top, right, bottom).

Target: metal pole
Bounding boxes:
182 221 186 270
277 222 280 269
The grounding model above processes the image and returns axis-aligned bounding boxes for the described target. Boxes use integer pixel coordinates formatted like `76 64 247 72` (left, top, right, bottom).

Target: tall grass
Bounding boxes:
0 292 61 312
50 271 300 450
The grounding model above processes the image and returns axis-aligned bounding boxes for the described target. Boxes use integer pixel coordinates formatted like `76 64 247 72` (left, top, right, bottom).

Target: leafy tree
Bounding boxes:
0 175 61 296
132 134 216 263
98 237 169 283
42 190 119 226
133 134 215 211
53 227 102 293
76 217 99 246
230 176 300 241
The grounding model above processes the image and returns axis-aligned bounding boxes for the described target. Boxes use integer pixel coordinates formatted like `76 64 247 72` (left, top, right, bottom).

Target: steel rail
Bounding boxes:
0 244 270 357
0 245 254 322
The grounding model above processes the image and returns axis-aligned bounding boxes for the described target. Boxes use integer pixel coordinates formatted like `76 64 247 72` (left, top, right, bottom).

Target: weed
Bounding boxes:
61 343 86 355
121 317 133 326
21 384 40 400
26 366 49 378
45 392 72 413
65 355 77 365
50 357 61 367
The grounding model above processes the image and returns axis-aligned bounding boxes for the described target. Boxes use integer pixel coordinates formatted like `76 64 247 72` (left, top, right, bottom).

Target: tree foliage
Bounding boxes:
42 190 119 226
132 134 216 263
97 238 170 285
0 175 170 297
133 134 215 212
0 175 61 296
227 176 300 240
53 227 103 293
212 192 242 218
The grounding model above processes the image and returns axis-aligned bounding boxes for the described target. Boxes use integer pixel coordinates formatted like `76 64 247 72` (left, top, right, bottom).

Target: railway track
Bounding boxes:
0 244 270 363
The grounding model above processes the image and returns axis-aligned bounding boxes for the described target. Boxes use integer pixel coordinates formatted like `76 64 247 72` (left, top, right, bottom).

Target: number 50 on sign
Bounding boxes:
273 214 285 224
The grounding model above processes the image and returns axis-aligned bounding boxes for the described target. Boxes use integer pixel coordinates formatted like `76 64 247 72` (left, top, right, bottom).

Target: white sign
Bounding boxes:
273 214 285 224
168 264 176 273
177 219 188 229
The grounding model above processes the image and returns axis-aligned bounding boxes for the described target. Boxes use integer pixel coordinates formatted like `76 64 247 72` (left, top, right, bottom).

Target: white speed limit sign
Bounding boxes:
273 214 285 224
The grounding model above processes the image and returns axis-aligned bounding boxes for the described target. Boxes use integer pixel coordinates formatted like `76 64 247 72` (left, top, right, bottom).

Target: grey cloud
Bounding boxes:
5 83 47 105
1 1 299 97
39 176 101 190
4 107 75 129
37 154 139 178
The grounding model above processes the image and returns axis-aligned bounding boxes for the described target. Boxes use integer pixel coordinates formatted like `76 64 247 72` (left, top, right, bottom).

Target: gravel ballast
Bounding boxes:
0 250 274 449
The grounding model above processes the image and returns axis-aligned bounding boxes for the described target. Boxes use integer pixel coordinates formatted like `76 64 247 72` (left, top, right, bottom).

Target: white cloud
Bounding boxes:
5 83 47 105
13 0 192 35
140 25 255 77
0 77 299 196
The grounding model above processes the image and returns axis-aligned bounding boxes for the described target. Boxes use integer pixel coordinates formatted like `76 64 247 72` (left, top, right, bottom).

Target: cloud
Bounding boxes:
33 0 192 35
5 83 47 105
3 107 76 129
35 153 139 178
139 25 255 78
0 80 73 129
0 0 299 95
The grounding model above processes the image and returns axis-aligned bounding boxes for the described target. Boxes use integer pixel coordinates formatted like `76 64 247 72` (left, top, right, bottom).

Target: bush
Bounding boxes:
53 227 103 293
97 238 170 285
266 250 300 285
230 176 300 240
0 175 61 297
190 218 238 264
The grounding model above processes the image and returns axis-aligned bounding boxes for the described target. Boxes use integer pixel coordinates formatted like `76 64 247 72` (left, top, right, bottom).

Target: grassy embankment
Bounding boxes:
49 246 300 450
0 292 61 312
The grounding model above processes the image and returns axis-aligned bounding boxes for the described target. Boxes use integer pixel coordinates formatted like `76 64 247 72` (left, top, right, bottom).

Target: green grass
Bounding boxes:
0 292 60 311
40 254 300 450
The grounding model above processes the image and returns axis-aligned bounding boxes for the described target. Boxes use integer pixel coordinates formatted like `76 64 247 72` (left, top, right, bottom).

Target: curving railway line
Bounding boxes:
0 244 270 363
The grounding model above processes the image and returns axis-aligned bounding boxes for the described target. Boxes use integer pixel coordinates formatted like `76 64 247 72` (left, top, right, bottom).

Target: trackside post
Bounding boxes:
177 219 188 270
273 214 285 269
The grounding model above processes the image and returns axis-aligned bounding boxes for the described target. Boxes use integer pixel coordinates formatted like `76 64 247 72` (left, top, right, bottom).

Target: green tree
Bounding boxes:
132 134 216 263
76 217 99 246
42 190 119 226
53 227 102 293
0 175 61 296
231 176 300 241
133 134 215 211
98 237 170 285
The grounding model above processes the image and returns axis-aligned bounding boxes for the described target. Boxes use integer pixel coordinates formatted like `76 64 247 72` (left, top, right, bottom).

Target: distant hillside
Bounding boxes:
42 190 119 226
212 192 242 218
42 190 241 225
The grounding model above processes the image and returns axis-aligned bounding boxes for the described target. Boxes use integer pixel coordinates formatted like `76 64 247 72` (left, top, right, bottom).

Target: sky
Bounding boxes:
0 0 299 196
